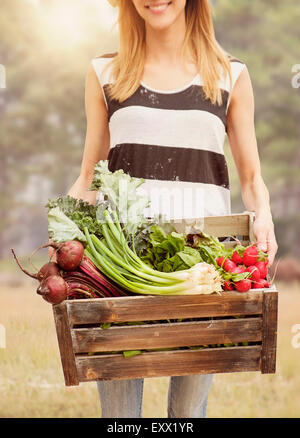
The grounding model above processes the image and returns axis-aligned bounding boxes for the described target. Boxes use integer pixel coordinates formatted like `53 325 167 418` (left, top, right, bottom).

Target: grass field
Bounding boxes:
0 278 299 418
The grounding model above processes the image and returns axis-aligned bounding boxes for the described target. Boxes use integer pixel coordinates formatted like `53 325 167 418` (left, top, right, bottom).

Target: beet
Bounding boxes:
33 240 85 271
37 275 68 305
55 240 84 271
11 248 60 281
37 262 60 281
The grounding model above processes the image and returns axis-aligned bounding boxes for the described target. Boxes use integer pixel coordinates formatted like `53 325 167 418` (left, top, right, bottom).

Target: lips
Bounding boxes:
145 2 172 13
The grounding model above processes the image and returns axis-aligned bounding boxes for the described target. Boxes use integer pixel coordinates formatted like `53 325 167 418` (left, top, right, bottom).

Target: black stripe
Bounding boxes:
229 57 244 64
104 84 229 127
107 143 230 189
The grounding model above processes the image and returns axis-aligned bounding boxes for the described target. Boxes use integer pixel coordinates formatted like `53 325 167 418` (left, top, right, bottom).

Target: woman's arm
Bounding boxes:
67 63 110 204
226 67 278 266
49 63 109 261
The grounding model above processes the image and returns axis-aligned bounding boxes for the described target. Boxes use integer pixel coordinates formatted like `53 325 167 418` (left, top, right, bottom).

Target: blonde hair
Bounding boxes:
103 0 232 106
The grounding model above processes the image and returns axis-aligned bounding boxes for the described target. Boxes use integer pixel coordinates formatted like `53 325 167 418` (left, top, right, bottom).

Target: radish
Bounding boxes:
37 275 68 304
243 245 258 267
11 249 60 281
231 266 246 274
246 265 261 283
261 279 270 288
223 280 234 291
216 257 225 267
254 261 268 279
223 259 237 273
252 280 265 289
234 279 252 293
232 250 243 265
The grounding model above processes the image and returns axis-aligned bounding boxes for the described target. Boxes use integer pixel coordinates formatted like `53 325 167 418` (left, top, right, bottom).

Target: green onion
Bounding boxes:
82 210 223 296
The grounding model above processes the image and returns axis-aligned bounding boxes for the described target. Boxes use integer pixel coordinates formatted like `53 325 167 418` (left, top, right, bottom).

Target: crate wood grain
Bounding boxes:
75 346 262 381
52 212 278 386
66 291 264 326
71 317 262 354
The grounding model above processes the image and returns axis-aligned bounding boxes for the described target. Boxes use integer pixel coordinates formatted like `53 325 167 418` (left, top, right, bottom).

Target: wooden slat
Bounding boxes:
203 213 250 237
66 292 263 325
261 290 278 373
72 317 262 353
248 211 256 243
171 213 251 238
75 346 262 381
224 240 250 249
52 303 79 386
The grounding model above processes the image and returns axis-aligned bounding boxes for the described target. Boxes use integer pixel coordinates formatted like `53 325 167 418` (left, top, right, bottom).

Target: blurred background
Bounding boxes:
0 0 300 418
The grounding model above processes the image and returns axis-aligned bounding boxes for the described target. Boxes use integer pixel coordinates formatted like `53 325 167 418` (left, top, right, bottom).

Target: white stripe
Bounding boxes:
109 106 226 155
136 179 231 220
91 57 114 110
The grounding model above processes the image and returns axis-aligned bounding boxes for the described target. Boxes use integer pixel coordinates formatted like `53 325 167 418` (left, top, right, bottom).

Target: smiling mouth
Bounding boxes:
145 2 172 13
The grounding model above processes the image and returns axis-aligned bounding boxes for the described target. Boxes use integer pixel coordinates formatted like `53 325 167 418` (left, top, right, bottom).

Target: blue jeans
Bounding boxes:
97 374 213 418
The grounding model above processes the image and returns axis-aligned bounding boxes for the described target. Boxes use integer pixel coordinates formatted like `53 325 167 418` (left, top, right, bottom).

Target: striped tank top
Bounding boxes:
92 54 246 220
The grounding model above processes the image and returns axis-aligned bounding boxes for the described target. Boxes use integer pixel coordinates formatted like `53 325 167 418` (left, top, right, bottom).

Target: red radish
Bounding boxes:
216 257 225 267
37 275 69 304
246 265 261 282
11 249 60 281
243 245 258 267
261 279 270 288
231 266 246 274
232 250 243 265
223 259 237 273
223 280 234 291
252 280 265 289
234 279 252 293
254 261 268 279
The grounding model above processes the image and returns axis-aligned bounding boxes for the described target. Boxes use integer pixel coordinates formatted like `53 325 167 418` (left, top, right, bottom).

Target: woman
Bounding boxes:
67 0 278 418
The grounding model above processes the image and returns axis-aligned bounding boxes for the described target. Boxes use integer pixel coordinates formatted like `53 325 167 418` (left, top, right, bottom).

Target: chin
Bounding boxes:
140 1 183 30
146 16 176 31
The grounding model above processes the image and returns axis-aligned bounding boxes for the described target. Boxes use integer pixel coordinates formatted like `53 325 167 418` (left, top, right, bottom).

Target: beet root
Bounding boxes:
11 248 61 281
37 262 60 281
55 240 84 271
31 240 85 272
37 275 69 305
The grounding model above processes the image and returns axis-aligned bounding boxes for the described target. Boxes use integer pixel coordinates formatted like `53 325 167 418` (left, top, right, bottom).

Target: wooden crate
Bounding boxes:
52 212 278 386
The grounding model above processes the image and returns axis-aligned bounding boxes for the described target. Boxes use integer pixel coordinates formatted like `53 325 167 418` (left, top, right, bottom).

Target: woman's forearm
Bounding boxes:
67 173 98 205
241 173 272 220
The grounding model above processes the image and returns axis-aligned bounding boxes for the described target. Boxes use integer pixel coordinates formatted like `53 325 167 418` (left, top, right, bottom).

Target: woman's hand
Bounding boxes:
252 213 278 266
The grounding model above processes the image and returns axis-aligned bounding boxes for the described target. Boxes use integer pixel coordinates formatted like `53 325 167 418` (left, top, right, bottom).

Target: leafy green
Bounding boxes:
46 195 103 238
47 207 87 243
123 350 143 359
89 160 150 236
140 225 202 272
